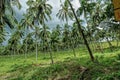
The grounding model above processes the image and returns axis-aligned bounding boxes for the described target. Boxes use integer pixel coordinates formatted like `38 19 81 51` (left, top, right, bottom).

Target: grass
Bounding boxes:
0 48 83 75
0 42 120 80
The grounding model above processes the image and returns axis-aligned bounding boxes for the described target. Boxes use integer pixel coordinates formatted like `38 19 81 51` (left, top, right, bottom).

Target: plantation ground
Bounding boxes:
0 44 120 80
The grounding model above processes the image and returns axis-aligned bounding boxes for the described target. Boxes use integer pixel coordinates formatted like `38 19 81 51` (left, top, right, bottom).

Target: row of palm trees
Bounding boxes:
0 0 120 63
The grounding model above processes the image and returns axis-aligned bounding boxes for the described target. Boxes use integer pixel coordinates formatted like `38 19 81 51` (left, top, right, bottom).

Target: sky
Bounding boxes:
15 0 80 29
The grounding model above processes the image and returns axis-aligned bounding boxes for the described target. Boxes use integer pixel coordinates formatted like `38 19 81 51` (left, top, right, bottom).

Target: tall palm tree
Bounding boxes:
76 0 96 48
20 14 34 59
31 26 41 61
57 1 78 58
40 24 54 64
66 0 95 61
50 30 59 51
26 0 53 63
40 25 50 51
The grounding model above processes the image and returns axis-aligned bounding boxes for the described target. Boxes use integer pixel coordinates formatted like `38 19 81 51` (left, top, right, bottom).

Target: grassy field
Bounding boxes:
0 48 88 75
0 43 120 80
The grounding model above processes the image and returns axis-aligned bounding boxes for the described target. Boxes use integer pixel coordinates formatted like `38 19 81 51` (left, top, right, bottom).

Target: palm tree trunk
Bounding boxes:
25 41 27 59
71 39 76 57
11 46 14 59
49 51 54 64
14 47 15 56
36 38 38 61
25 27 28 59
72 45 76 57
67 0 94 62
48 43 54 64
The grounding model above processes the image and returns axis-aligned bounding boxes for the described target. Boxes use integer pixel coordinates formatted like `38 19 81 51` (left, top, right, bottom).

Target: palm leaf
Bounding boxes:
3 16 14 29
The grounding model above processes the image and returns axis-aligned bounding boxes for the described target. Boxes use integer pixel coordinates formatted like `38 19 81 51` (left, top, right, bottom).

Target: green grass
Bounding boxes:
0 43 120 80
0 48 85 75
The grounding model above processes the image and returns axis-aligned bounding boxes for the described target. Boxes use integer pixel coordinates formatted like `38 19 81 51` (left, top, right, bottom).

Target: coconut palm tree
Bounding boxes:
8 29 23 57
26 0 53 63
31 26 41 61
50 24 62 51
66 0 95 61
62 23 71 50
76 0 97 47
50 29 59 51
40 24 54 64
20 14 34 59
57 1 79 57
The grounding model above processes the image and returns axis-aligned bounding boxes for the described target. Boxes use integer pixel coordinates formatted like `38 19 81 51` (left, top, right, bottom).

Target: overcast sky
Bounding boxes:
15 0 80 29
